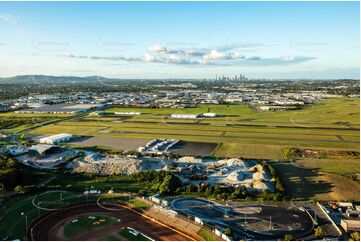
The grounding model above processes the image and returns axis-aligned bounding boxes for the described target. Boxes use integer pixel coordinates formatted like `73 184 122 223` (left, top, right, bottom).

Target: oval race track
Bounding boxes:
28 202 195 241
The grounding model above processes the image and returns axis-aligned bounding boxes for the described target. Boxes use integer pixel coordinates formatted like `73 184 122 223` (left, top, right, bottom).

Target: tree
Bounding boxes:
185 185 193 193
159 174 180 195
350 232 360 241
214 185 222 195
205 186 213 196
223 227 232 236
284 234 293 241
314 227 326 238
14 185 25 194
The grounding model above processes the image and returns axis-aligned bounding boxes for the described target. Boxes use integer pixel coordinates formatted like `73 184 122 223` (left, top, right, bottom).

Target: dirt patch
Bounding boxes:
271 161 360 201
69 136 150 151
168 141 218 156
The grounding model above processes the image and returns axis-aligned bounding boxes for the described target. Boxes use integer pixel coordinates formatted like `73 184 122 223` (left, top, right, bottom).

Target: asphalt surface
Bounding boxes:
170 198 314 240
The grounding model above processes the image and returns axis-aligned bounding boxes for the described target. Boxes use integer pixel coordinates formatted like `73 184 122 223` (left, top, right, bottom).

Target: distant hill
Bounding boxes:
0 75 123 84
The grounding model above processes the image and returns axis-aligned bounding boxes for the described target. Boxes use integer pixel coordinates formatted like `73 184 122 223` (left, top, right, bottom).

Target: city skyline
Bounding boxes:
0 1 360 79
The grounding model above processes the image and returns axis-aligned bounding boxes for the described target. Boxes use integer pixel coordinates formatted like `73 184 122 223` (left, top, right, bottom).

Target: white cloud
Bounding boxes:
0 14 17 24
144 53 155 62
283 55 295 62
203 50 244 60
148 44 168 53
61 44 315 67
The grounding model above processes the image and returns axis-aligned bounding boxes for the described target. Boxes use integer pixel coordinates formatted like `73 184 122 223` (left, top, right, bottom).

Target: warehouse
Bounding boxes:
114 111 142 115
39 133 72 144
258 106 289 111
15 103 103 114
28 144 62 158
341 219 360 232
203 112 217 117
171 114 200 119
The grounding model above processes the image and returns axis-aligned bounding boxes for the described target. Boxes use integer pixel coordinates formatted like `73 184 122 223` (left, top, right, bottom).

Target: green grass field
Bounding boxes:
64 214 119 239
197 228 219 241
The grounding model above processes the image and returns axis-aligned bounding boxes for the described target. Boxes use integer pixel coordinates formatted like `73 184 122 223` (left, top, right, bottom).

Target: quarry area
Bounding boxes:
66 152 275 193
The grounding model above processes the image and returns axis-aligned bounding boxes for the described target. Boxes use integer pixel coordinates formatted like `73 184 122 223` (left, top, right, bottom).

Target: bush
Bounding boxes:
314 227 326 238
350 232 360 241
284 234 293 241
14 185 25 194
223 227 232 236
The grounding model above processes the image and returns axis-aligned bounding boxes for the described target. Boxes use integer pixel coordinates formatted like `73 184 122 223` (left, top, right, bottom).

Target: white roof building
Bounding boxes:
39 133 72 145
203 113 217 117
114 111 142 115
171 114 199 119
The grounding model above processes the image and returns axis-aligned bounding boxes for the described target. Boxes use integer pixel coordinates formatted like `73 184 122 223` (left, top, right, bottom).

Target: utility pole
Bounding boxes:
269 216 272 230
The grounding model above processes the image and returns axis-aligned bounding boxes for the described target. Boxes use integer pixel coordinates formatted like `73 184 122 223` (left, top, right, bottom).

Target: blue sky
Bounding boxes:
0 1 359 79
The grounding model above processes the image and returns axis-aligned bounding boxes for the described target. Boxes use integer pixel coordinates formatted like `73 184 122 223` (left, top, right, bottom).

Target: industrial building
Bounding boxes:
203 112 217 117
171 114 200 119
258 106 289 111
39 133 72 145
28 144 62 158
114 111 142 115
15 103 103 114
341 219 360 232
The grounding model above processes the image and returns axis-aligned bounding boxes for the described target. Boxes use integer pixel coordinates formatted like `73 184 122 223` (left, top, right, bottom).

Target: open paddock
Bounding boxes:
270 161 360 201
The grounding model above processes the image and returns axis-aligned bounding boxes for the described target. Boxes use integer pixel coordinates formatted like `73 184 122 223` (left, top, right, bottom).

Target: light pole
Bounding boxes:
37 201 40 216
21 212 28 232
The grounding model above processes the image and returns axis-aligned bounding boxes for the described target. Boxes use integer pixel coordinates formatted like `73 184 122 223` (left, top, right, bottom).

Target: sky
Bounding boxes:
0 1 359 79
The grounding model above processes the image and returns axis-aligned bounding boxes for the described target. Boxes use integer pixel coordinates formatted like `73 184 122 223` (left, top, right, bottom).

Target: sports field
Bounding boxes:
27 98 360 159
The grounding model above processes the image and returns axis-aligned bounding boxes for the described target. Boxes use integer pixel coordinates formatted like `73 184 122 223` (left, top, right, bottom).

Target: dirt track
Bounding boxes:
28 202 196 241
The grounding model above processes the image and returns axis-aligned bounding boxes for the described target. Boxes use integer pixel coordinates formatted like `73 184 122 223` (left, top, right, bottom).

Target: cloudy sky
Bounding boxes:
0 1 359 79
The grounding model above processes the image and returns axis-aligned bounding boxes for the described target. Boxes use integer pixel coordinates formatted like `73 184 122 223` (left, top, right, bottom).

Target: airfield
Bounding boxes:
26 98 359 160
2 98 360 201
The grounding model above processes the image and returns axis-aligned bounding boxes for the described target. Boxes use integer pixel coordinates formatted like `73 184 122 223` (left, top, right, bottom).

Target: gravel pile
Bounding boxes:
67 154 143 175
177 156 202 163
